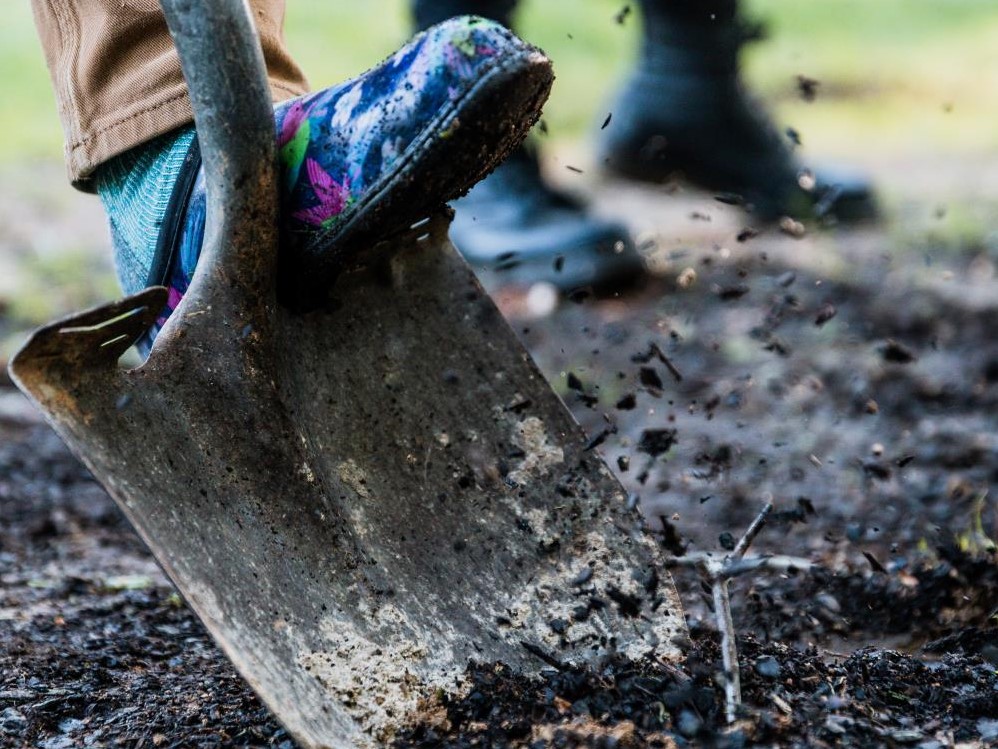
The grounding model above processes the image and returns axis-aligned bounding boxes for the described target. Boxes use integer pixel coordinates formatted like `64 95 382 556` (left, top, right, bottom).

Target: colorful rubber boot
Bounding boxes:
413 0 647 292
97 15 554 349
597 0 877 222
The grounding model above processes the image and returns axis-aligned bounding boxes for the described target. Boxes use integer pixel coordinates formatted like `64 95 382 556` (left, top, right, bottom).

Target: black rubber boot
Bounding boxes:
412 0 518 27
412 0 646 291
445 145 646 291
597 0 876 222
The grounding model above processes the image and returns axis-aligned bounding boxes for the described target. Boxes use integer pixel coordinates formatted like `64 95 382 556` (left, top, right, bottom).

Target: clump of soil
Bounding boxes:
395 635 998 748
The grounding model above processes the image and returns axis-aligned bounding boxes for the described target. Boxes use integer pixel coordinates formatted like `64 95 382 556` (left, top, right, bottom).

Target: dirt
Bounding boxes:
3 212 998 746
394 637 998 748
506 223 998 650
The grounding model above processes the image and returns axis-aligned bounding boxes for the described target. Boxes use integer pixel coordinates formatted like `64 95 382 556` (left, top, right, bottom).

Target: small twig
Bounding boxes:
664 500 815 725
663 553 721 570
722 555 814 577
655 659 694 687
650 342 684 383
520 641 565 671
712 577 739 723
732 501 773 559
665 553 813 578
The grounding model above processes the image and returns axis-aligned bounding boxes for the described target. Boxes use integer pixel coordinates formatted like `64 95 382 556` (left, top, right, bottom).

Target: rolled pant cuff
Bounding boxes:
67 79 305 193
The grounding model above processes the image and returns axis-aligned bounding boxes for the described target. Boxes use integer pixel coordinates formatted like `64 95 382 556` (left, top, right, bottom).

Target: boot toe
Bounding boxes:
451 199 645 291
805 165 879 223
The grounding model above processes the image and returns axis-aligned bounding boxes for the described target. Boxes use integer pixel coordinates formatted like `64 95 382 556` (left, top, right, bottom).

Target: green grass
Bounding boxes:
0 6 63 162
744 0 998 155
2 0 998 164
4 250 118 323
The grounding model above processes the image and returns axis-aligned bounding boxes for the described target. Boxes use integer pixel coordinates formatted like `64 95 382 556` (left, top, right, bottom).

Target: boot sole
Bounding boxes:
283 49 555 306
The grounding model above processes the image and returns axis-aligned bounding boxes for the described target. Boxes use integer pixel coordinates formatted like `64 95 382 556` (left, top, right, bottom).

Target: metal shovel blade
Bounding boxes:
9 2 685 747
10 215 684 746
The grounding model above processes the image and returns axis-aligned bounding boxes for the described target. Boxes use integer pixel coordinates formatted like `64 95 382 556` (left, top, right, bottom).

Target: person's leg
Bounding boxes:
411 0 647 292
31 0 307 314
33 2 554 347
597 0 875 221
31 0 308 191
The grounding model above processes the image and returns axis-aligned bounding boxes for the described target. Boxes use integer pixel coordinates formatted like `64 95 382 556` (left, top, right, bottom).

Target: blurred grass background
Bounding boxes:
1 0 997 358
3 0 998 163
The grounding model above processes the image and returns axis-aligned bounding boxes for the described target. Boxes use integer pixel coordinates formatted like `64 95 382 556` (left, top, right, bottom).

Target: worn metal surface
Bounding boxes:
9 1 685 747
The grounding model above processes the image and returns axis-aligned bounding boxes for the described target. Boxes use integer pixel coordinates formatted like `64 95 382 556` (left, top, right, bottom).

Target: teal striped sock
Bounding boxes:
95 126 197 295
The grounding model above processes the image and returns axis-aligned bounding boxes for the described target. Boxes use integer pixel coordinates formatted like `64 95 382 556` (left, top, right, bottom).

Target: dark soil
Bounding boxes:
3 222 998 746
394 636 998 748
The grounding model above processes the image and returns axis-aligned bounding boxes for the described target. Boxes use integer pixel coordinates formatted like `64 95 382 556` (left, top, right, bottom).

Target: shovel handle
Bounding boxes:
159 0 279 301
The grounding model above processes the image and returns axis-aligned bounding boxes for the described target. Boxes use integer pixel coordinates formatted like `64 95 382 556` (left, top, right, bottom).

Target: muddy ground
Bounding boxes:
2 184 998 747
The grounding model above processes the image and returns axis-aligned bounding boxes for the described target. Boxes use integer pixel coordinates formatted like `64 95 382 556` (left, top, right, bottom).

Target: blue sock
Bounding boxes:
95 126 197 296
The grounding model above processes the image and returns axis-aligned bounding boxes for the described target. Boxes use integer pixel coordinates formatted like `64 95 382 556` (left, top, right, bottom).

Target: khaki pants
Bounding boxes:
31 0 310 191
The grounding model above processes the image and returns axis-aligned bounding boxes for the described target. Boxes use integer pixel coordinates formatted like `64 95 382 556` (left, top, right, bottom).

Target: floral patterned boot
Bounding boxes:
115 15 552 346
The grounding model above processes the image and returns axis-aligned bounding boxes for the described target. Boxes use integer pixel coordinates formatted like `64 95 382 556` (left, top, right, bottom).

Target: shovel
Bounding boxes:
9 1 685 746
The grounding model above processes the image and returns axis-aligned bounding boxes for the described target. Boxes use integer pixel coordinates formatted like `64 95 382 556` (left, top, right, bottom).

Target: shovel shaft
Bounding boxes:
159 0 279 304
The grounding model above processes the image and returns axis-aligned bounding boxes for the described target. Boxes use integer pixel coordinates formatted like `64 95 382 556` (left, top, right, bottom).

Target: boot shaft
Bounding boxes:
412 0 744 75
412 0 738 28
412 0 518 29
637 0 743 76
